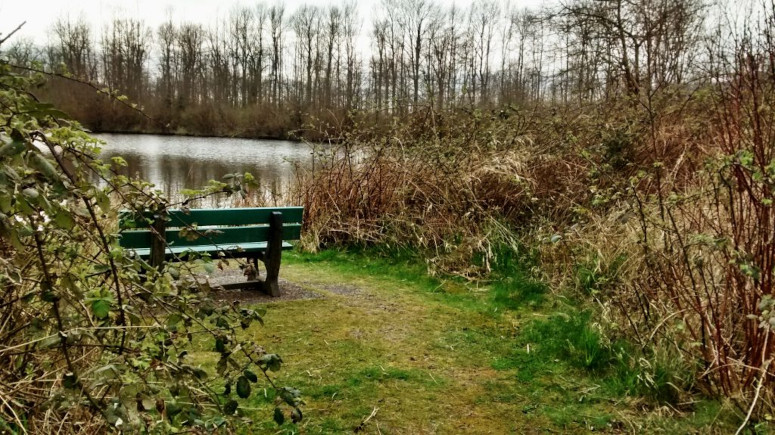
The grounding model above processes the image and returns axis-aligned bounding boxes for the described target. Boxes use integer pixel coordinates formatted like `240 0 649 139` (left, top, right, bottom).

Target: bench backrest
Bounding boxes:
119 206 303 249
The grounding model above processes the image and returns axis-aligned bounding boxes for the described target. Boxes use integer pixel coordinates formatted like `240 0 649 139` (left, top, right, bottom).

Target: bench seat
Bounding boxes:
126 241 295 260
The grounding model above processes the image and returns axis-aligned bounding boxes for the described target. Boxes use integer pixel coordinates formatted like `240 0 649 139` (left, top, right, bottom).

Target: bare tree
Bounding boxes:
177 23 205 106
471 0 498 105
52 16 97 80
0 37 39 67
558 0 705 99
398 0 435 108
157 18 177 112
100 18 151 100
292 5 320 107
324 5 342 109
341 1 361 110
270 4 285 106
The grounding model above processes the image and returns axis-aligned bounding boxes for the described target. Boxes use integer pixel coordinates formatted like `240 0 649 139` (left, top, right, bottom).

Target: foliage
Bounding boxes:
289 1 775 424
0 57 300 431
293 106 545 277
621 11 775 416
5 0 775 427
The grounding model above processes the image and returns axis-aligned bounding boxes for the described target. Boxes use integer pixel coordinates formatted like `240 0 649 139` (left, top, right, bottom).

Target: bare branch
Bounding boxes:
0 21 26 46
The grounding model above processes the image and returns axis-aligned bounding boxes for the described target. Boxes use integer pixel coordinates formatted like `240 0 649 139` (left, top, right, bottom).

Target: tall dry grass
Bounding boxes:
291 107 577 276
286 7 775 422
290 63 775 424
534 19 775 420
622 32 775 416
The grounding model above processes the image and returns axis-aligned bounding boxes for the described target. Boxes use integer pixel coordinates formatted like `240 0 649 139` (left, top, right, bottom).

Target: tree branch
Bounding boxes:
0 22 26 46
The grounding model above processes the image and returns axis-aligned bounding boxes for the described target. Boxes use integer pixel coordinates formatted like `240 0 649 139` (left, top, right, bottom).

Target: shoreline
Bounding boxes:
86 128 302 143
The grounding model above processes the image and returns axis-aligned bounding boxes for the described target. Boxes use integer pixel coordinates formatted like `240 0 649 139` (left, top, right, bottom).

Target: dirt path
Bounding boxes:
200 259 729 433
212 262 549 434
206 267 323 303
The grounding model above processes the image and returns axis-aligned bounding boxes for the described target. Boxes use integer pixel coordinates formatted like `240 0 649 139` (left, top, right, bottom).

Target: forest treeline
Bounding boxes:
1 0 704 138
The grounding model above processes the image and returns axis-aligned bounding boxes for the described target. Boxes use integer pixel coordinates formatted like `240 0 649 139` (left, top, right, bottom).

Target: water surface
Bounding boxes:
96 133 312 207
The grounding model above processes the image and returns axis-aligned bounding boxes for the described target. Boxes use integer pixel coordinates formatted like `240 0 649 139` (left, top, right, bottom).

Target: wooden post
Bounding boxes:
264 211 283 297
150 209 167 270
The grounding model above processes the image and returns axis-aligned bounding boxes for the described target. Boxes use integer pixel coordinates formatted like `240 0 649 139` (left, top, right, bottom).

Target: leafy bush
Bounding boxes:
0 56 300 431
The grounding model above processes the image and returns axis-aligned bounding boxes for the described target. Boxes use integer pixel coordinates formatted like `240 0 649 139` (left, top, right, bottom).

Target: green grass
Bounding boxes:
195 248 747 433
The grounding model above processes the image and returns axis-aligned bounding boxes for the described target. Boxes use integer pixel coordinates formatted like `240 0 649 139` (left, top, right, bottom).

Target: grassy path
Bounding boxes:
226 251 733 434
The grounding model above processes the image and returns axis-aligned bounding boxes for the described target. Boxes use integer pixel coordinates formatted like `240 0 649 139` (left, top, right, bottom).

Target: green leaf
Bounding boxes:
279 386 302 406
166 401 182 417
140 397 155 412
167 313 183 327
0 194 11 214
215 316 229 328
41 290 59 303
243 369 258 383
29 152 58 180
21 187 39 199
291 407 303 423
95 190 111 214
191 367 208 380
216 356 228 375
92 299 111 319
38 334 60 349
224 400 238 415
215 337 226 353
259 354 283 372
211 416 227 428
0 140 25 157
62 372 77 389
53 210 75 230
273 407 285 425
91 264 111 275
111 156 128 167
236 376 251 399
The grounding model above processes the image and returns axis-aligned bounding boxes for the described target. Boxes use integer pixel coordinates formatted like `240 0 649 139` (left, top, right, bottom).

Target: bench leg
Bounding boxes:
264 212 283 297
150 211 167 271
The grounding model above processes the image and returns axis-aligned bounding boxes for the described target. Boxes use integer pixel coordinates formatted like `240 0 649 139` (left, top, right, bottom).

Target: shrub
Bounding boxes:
0 56 300 431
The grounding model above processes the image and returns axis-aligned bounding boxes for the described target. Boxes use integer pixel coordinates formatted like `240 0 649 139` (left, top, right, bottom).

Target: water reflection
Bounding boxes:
96 133 311 207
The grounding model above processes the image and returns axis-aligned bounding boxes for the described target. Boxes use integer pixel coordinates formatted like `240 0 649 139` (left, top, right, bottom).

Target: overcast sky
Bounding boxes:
1 0 553 46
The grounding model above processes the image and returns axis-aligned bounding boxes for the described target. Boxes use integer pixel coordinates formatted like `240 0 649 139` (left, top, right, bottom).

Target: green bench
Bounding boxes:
118 206 304 297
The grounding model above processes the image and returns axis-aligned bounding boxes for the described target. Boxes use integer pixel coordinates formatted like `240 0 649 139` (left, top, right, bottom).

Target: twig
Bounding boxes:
735 329 770 435
0 22 26 46
354 407 379 433
35 132 128 352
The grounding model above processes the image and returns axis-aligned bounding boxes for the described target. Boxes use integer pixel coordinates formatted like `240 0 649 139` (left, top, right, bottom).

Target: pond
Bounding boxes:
95 133 313 207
